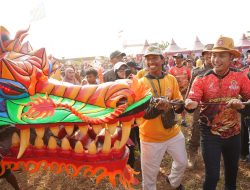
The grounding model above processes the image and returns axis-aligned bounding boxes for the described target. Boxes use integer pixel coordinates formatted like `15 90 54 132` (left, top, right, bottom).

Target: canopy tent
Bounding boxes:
164 38 190 56
123 40 154 55
236 34 250 51
192 36 204 53
165 38 182 53
123 40 156 64
140 40 150 54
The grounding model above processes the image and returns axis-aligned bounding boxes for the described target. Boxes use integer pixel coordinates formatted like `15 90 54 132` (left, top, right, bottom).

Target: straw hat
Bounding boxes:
210 36 241 58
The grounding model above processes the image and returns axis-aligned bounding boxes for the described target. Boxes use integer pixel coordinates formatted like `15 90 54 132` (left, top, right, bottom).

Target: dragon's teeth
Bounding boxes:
61 137 71 150
107 121 119 135
48 136 57 149
74 141 84 153
50 126 59 136
92 124 102 135
78 125 88 136
113 140 120 150
65 125 74 136
88 141 97 154
102 130 111 154
119 122 132 149
17 128 30 159
34 137 44 148
35 128 45 138
11 132 20 147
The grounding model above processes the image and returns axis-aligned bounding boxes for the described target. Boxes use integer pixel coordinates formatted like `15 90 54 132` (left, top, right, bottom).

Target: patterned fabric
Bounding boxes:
188 69 250 138
185 65 213 99
169 65 191 94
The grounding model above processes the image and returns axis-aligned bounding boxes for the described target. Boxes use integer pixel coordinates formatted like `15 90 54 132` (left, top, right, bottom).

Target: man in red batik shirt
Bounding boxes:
169 53 191 127
185 36 250 190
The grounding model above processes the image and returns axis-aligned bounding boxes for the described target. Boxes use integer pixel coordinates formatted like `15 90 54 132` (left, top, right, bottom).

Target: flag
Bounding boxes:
30 2 46 22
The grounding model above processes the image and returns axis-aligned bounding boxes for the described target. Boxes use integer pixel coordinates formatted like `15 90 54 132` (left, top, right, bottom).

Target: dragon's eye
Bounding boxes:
0 85 21 95
0 83 26 96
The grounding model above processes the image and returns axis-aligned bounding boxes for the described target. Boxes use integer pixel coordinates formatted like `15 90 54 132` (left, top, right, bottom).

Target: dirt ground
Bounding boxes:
1 118 250 190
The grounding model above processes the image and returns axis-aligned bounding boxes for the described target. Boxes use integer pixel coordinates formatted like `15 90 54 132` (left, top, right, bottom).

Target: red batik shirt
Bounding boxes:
242 67 249 76
188 69 250 138
169 65 191 94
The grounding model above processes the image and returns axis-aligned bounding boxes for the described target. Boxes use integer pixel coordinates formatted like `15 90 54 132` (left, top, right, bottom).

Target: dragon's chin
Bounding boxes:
0 114 144 189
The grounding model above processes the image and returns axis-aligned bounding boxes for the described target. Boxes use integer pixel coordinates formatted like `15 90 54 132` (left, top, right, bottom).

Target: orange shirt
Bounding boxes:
139 74 183 142
136 68 148 79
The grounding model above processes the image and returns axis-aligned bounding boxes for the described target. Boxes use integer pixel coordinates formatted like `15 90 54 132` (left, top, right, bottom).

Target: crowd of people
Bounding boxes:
53 36 250 190
1 35 250 190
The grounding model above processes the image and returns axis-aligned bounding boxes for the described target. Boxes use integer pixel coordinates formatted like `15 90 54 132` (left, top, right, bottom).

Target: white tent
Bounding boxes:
192 36 204 53
165 38 182 53
236 34 250 50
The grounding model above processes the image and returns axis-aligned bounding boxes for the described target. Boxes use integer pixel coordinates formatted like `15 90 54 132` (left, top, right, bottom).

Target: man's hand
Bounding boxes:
155 98 171 111
171 99 184 110
226 99 245 110
185 99 198 110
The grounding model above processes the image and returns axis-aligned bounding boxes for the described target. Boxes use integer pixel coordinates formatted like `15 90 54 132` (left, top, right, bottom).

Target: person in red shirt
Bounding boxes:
185 44 214 169
169 53 191 127
242 50 250 77
185 36 250 190
240 51 250 162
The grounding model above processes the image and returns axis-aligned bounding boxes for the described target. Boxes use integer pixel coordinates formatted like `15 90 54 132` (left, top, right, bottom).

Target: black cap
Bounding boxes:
126 61 141 69
110 50 126 59
173 53 184 59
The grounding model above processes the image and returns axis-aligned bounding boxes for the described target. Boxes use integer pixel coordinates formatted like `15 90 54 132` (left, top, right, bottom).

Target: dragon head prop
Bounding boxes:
0 26 151 189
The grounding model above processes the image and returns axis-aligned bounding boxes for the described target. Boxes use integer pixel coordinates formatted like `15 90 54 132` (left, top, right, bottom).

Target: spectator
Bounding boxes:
103 50 126 82
240 50 250 162
186 59 195 71
126 61 141 75
185 44 214 169
169 53 191 127
196 57 203 68
62 67 80 85
113 62 128 79
82 68 98 85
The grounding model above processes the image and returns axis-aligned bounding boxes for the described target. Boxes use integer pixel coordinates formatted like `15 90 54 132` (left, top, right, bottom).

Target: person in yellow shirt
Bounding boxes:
136 62 149 79
196 57 203 68
139 46 187 190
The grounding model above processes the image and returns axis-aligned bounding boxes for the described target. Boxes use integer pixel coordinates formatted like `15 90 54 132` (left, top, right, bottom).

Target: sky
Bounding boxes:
1 0 250 58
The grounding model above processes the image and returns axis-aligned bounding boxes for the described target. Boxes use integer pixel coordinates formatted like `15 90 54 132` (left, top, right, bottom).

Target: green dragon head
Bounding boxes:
0 26 151 189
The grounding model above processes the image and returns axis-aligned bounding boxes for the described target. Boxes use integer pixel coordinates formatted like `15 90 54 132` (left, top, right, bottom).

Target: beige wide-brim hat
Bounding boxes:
210 36 241 58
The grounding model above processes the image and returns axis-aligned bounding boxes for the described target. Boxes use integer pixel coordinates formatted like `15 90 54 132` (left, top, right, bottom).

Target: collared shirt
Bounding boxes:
185 64 213 98
188 68 250 138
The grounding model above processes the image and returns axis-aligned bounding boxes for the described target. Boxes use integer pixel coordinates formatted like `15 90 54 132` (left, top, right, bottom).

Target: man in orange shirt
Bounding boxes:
169 53 191 127
139 46 187 190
